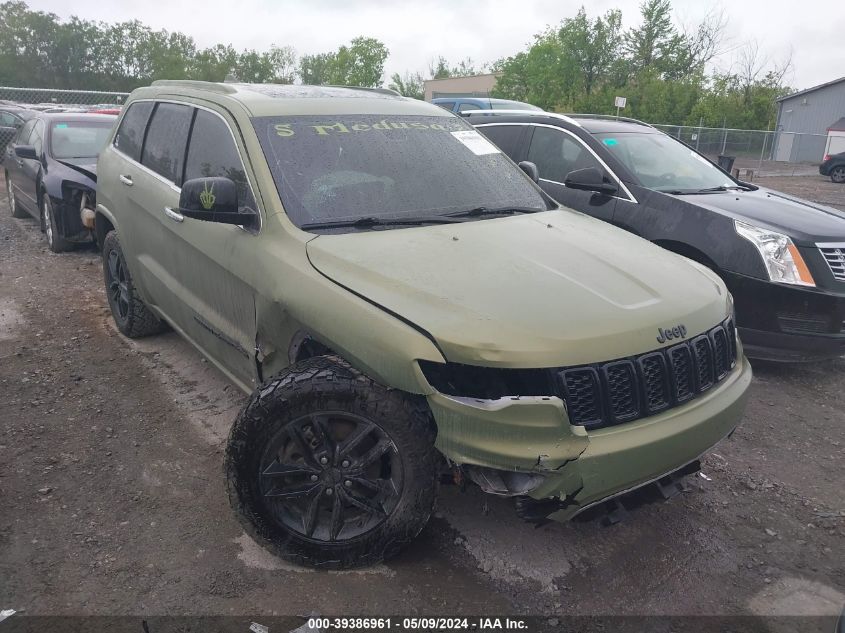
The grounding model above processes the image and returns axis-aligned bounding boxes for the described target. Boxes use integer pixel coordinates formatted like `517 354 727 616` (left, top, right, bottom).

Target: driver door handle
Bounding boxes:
163 206 184 223
119 174 133 186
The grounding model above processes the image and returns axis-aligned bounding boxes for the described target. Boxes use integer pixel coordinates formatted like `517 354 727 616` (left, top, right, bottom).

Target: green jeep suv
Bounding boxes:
95 81 751 569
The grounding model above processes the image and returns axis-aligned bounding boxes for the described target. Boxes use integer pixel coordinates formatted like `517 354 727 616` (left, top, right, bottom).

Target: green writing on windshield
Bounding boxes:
603 138 618 146
274 120 453 138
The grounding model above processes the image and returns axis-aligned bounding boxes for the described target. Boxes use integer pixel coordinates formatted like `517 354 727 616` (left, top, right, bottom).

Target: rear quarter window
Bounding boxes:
113 101 154 162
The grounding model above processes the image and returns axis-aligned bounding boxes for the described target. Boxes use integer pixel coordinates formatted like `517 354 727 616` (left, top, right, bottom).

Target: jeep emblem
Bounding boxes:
656 324 688 344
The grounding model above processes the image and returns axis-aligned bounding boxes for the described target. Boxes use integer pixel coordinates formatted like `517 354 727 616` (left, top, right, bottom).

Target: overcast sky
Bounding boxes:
26 0 844 92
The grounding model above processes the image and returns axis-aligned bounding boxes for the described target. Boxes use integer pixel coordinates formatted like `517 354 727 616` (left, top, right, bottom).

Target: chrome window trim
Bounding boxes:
474 121 638 204
463 110 581 126
109 97 262 232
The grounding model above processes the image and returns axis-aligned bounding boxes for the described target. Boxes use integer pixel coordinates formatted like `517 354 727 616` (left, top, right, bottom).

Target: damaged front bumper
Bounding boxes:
428 355 752 521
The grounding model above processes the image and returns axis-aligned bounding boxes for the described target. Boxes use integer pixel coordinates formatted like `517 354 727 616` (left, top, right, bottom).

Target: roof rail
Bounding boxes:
563 113 654 128
150 80 237 94
325 85 402 97
461 109 582 127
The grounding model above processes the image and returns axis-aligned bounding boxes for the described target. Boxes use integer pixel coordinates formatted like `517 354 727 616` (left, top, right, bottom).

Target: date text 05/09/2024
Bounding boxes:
304 617 529 631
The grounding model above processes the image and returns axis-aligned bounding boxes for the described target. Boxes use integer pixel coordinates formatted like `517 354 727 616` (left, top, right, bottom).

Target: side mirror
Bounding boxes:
564 167 618 195
518 160 540 183
178 177 256 227
13 144 37 160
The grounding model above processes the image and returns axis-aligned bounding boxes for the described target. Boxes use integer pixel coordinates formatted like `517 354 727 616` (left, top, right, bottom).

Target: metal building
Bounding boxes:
773 76 845 163
423 73 501 102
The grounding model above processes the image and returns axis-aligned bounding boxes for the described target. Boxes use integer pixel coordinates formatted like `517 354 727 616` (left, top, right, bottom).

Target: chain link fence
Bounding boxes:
0 85 831 179
0 86 129 156
652 124 828 177
0 85 129 107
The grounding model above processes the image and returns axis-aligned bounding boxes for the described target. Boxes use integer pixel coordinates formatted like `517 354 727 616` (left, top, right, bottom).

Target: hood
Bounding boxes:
666 187 845 245
306 211 730 367
56 158 97 182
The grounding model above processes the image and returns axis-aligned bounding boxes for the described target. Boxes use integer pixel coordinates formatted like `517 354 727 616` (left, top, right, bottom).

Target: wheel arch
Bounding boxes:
94 208 116 248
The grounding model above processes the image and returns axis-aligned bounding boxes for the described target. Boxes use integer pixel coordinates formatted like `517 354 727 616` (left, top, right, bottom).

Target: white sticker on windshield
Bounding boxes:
451 130 501 156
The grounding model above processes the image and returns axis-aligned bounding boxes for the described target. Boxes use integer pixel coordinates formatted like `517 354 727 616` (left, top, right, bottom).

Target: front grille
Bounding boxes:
559 317 737 430
818 244 845 281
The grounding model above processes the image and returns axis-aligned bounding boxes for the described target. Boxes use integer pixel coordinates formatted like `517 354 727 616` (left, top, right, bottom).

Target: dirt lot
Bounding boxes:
757 174 845 211
0 176 843 621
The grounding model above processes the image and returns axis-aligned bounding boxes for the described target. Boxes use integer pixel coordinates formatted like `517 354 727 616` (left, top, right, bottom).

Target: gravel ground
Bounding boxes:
0 178 843 620
756 174 845 211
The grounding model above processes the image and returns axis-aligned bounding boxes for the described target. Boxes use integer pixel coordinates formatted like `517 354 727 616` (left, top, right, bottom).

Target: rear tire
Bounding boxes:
42 195 70 253
831 166 845 184
226 355 439 569
6 172 27 218
102 230 167 338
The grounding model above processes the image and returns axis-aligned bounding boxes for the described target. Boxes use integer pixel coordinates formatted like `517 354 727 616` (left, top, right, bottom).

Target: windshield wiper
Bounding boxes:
444 206 545 218
659 185 746 195
300 215 463 230
696 185 747 193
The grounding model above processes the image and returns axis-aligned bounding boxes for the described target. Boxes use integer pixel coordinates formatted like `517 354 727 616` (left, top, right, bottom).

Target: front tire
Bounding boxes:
6 172 27 218
42 195 70 253
226 356 439 569
831 166 845 184
101 230 167 338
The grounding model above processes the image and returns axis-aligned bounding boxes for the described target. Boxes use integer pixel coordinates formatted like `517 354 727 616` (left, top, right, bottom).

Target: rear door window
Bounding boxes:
113 101 154 162
477 125 525 159
184 109 256 212
457 102 482 113
435 101 456 112
140 102 193 184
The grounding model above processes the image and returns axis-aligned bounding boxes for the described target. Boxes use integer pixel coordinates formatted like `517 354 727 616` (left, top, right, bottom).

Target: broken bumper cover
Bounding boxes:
427 355 752 521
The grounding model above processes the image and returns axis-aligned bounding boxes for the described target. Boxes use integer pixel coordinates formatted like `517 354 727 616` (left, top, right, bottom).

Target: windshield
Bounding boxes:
50 120 114 159
595 131 735 192
251 114 548 229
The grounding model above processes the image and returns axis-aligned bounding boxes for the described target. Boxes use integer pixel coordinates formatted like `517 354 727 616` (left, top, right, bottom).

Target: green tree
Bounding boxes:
331 36 388 87
388 71 424 99
190 44 239 82
493 7 622 109
268 45 297 84
299 52 335 85
0 1 301 90
623 0 685 77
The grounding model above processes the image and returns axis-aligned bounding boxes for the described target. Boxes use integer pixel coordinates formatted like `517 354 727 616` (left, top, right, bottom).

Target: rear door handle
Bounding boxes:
119 174 133 186
163 206 184 223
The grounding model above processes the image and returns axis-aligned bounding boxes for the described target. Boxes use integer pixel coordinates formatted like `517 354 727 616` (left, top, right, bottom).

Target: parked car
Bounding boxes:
820 151 845 183
96 81 750 568
432 96 541 114
4 112 117 252
0 107 37 160
471 112 845 362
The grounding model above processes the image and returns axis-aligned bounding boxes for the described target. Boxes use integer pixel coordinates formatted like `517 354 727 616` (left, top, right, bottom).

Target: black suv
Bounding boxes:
820 151 845 183
471 112 845 362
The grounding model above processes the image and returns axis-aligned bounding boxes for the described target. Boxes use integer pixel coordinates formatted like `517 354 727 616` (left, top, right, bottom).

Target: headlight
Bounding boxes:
734 221 815 287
